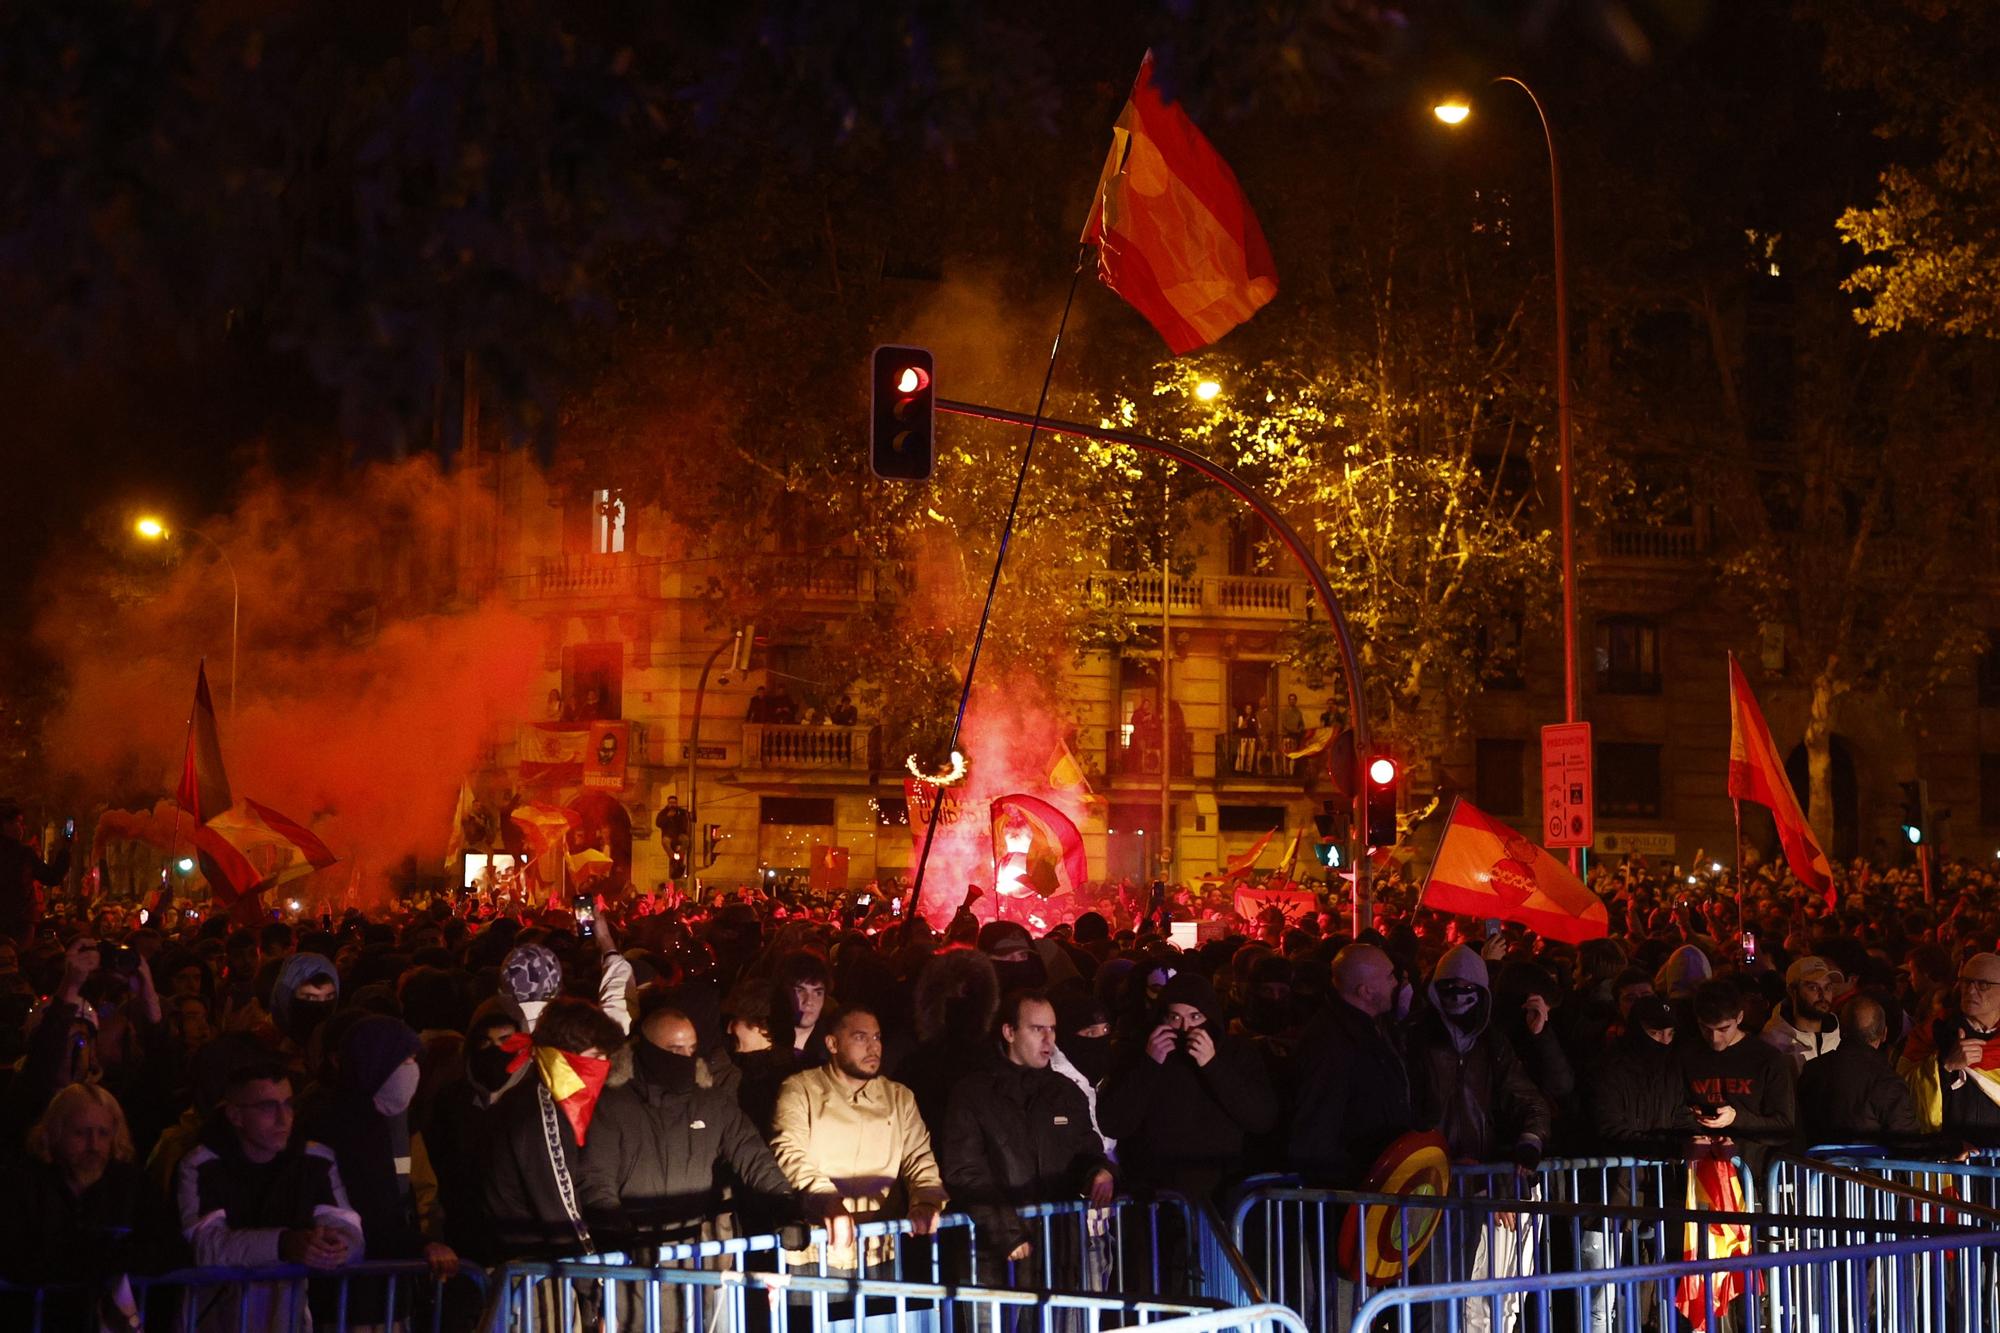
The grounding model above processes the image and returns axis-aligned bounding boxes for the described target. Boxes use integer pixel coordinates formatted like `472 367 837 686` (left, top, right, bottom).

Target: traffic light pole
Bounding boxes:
936 397 1377 931
684 630 742 894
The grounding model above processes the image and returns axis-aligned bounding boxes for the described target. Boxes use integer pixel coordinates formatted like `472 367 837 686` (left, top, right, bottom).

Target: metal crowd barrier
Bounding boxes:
638 1208 981 1282
1776 1144 2000 1213
480 1258 1223 1332
0 1258 486 1333
998 1194 1265 1308
1349 1228 2000 1333
1103 1307 1312 1333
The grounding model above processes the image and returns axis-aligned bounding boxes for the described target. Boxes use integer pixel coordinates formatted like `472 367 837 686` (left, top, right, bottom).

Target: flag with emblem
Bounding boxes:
1675 1147 1751 1332
190 798 338 903
1419 799 1609 943
989 794 1088 899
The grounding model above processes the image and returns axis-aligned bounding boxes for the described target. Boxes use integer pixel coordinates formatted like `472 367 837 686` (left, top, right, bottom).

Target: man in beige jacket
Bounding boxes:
771 1003 947 1267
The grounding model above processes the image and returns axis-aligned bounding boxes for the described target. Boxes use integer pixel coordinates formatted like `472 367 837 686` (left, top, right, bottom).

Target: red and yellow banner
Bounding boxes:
1727 654 1832 906
1419 799 1608 943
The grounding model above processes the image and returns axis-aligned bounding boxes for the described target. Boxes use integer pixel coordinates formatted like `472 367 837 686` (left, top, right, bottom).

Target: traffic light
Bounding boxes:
702 823 726 867
1899 779 1929 847
870 345 935 480
1365 751 1400 848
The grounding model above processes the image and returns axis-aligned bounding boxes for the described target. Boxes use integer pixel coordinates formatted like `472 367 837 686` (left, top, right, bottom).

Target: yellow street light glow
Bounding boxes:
1433 101 1471 126
135 516 168 539
1194 379 1222 401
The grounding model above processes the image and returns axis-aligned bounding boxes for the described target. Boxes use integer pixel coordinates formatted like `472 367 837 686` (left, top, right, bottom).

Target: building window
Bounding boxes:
1595 742 1663 820
1476 618 1526 691
1476 740 1527 817
565 489 629 555
873 797 909 828
559 643 622 721
1594 617 1661 695
1982 756 2000 829
1980 633 2000 709
760 797 836 825
1219 804 1288 833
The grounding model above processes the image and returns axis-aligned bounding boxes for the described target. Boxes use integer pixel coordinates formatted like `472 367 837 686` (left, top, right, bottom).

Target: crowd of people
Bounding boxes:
2 787 1999 1326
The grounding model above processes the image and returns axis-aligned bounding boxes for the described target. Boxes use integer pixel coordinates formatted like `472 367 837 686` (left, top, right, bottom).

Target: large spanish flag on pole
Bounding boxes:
1081 52 1278 355
1727 654 1832 906
175 663 232 823
191 798 338 902
1419 799 1609 943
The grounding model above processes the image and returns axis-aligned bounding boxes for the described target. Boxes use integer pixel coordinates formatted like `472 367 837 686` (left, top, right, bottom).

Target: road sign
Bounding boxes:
1541 722 1594 849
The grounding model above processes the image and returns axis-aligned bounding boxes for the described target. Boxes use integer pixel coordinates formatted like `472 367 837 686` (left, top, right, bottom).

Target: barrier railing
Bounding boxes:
999 1194 1265 1308
481 1258 1223 1331
640 1209 980 1282
0 1258 486 1333
1107 1306 1312 1333
1349 1228 2000 1333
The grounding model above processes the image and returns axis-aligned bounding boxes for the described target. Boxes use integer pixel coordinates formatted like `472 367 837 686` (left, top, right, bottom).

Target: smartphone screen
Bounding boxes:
572 893 596 938
63 818 76 838
891 897 902 915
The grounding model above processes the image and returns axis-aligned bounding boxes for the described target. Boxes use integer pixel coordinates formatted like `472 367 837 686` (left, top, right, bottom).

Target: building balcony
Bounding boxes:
513 554 662 604
742 723 879 773
1087 571 1309 621
1213 733 1311 786
752 554 890 604
1107 727 1193 779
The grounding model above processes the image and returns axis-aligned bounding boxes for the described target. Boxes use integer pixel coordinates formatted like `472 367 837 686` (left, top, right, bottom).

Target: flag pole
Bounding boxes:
165 658 202 909
903 246 1090 934
1732 795 1744 939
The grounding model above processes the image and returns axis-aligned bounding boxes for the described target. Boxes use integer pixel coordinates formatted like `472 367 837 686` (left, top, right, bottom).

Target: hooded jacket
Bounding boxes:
1761 1003 1842 1068
1654 945 1713 1001
1403 946 1552 1162
583 1051 798 1246
899 949 1001 1137
1586 1025 1685 1154
298 1015 428 1265
427 998 529 1261
1094 971 1277 1200
268 952 340 1040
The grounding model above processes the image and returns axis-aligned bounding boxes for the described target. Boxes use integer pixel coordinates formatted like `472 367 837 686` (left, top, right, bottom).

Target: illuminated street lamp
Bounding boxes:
1435 78 1580 871
1193 379 1223 402
135 515 241 724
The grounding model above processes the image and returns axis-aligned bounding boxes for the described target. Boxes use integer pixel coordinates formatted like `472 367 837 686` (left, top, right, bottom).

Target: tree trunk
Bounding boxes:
1802 666 1841 856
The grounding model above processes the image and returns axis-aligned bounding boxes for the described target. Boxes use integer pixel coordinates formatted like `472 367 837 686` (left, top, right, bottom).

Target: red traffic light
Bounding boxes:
895 365 931 395
1367 756 1399 787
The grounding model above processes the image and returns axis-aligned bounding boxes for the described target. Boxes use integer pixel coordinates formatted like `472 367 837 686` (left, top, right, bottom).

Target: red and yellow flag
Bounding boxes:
1675 1148 1750 1332
190 798 338 903
990 794 1089 899
1081 52 1278 354
175 663 232 823
1419 800 1608 943
502 1035 612 1146
1727 654 1832 907
1900 1015 2000 1131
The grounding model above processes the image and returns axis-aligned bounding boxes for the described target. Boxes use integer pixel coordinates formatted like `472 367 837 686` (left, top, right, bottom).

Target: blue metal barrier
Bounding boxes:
480 1257 1224 1331
1 1258 486 1333
1103 1306 1311 1333
999 1194 1265 1308
1349 1229 2000 1333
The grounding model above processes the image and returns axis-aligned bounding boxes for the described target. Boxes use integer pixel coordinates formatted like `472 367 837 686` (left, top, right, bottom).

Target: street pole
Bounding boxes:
1158 485 1174 888
1494 75 1581 876
936 398 1376 930
685 630 741 893
181 527 241 728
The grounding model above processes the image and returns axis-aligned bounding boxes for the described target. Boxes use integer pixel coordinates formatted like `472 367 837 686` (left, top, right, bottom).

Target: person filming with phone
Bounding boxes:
0 798 72 949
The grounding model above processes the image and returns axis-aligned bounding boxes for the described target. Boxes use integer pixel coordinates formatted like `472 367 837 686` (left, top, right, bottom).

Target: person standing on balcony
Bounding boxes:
1278 694 1305 775
1233 704 1259 774
745 686 770 722
770 687 798 724
1257 700 1281 775
1130 695 1158 772
830 694 858 726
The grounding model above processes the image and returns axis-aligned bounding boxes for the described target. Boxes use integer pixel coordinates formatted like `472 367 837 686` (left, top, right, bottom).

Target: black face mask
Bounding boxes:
1061 1033 1113 1085
993 955 1048 993
467 1044 517 1092
286 998 336 1043
634 1042 699 1094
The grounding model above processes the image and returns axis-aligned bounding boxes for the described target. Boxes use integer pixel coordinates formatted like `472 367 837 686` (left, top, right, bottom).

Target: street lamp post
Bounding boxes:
1436 78 1581 873
136 518 241 726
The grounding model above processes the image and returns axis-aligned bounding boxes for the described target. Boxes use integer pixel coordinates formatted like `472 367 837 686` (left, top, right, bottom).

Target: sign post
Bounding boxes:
1541 722 1594 869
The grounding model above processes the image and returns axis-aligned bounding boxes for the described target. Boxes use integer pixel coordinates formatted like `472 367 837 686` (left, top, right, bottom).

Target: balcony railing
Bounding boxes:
1088 572 1307 619
1214 732 1311 784
755 554 878 602
518 554 658 600
1107 727 1193 779
1592 523 1704 563
742 723 878 772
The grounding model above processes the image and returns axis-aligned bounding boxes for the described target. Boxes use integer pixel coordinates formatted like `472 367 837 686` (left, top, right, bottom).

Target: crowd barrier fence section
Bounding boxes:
1347 1229 2000 1333
638 1210 982 1283
478 1259 1224 1333
1102 1306 1312 1333
1002 1194 1266 1308
0 1258 486 1333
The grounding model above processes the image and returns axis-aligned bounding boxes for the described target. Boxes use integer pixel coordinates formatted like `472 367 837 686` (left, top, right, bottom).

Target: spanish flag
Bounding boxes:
1081 52 1278 354
175 662 232 823
1900 1014 2000 1131
1419 799 1609 943
1727 654 1833 907
504 1034 613 1146
1675 1147 1751 1332
189 798 337 904
990 794 1089 899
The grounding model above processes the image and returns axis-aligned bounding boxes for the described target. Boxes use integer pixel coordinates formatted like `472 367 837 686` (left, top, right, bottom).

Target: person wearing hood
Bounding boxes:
501 918 633 1036
1290 943 1415 1188
1404 945 1552 1166
1095 970 1277 1204
428 997 529 1263
1587 996 1685 1155
1049 982 1115 1156
298 1014 457 1321
940 989 1114 1284
1761 955 1843 1069
269 951 340 1068
583 1005 800 1251
1654 943 1713 1020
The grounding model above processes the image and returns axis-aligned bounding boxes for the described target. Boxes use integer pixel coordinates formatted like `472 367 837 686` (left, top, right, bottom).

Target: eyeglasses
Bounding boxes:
1957 977 2000 995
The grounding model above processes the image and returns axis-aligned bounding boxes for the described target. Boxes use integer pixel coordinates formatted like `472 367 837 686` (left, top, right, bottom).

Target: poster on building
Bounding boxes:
519 723 589 787
903 777 980 925
584 721 630 791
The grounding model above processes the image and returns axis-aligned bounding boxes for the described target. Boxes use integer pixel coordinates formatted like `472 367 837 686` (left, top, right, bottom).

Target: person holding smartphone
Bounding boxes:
0 799 73 949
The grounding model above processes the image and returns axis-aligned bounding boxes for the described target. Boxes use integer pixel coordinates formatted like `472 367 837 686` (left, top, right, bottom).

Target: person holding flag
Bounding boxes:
1900 951 2000 1146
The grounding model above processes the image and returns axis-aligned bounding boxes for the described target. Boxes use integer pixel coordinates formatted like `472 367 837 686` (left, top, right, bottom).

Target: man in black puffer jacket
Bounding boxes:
583 1005 800 1250
940 989 1113 1283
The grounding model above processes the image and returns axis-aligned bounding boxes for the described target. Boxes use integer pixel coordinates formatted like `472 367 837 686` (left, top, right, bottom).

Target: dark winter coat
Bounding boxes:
1403 947 1552 1162
0 1157 184 1293
1095 1025 1277 1202
1587 1029 1685 1154
1796 1039 1922 1147
480 1075 621 1260
939 1054 1110 1255
1288 996 1414 1188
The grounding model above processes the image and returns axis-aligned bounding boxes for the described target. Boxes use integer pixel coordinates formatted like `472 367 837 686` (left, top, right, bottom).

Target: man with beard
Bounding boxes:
1290 943 1413 1187
1761 955 1842 1069
940 990 1113 1284
771 1005 946 1269
584 1007 799 1249
1901 951 2000 1147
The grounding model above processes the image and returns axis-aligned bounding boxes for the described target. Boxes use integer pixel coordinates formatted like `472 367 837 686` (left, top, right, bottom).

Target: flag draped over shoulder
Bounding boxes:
1080 51 1278 354
1899 1018 2000 1131
989 794 1089 899
176 664 231 823
1419 799 1609 943
1727 654 1833 907
502 1034 611 1146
